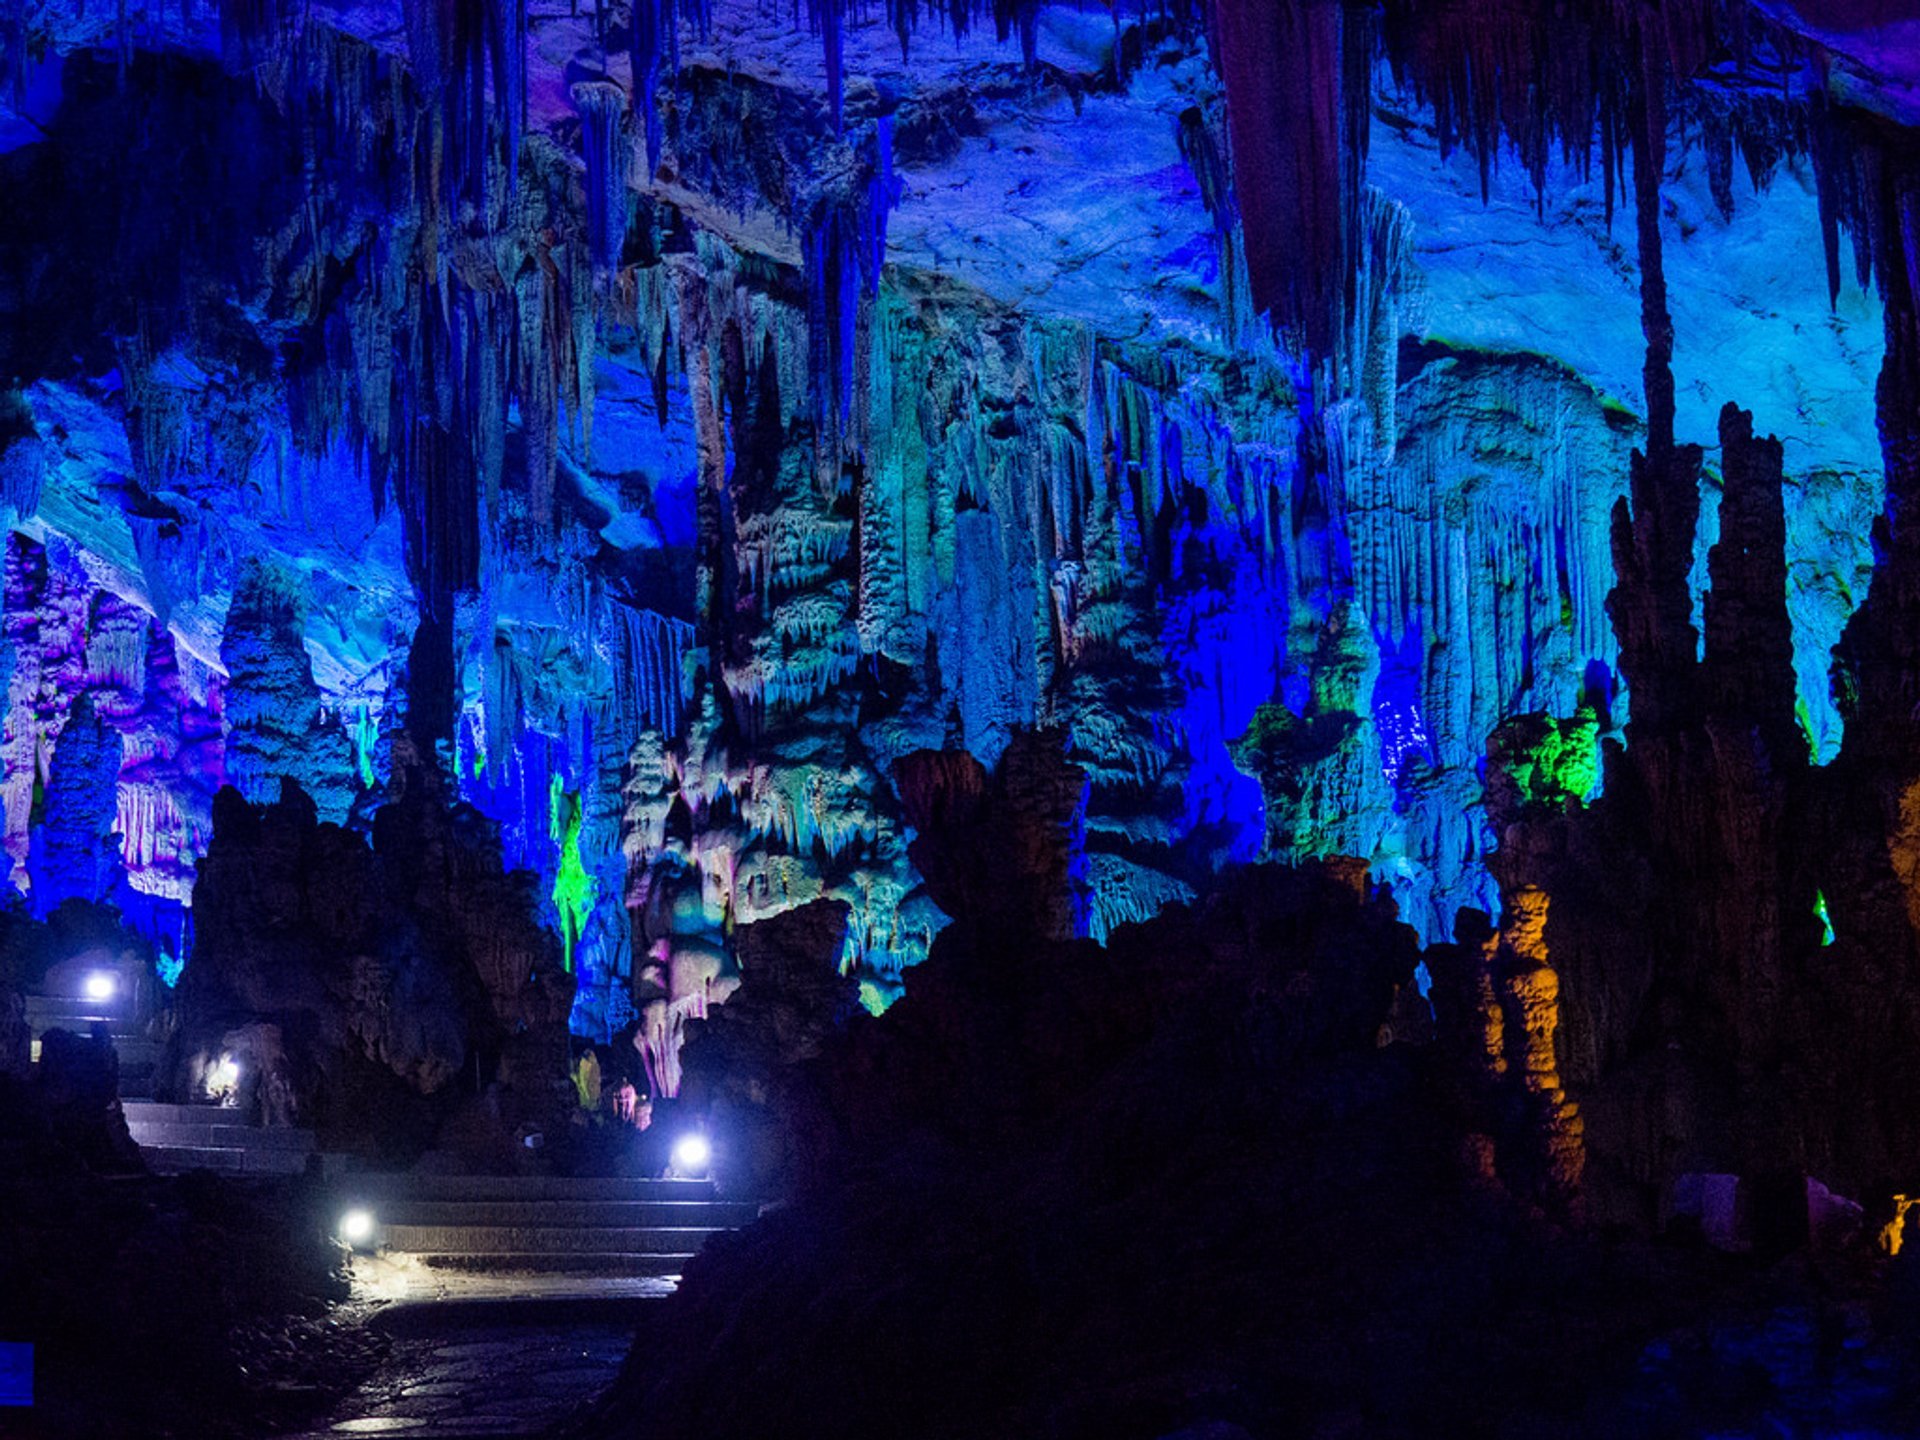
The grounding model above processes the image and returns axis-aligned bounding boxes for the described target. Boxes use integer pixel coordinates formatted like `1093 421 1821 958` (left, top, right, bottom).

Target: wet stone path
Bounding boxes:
270 1260 677 1439
278 1319 633 1439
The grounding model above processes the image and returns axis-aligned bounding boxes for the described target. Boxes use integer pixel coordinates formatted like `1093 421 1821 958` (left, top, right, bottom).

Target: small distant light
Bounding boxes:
84 972 116 1002
338 1209 375 1247
210 1056 240 1093
672 1133 712 1175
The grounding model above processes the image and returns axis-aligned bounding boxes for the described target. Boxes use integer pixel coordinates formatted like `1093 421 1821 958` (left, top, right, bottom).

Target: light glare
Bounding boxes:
339 1209 375 1246
84 972 116 1002
672 1133 712 1174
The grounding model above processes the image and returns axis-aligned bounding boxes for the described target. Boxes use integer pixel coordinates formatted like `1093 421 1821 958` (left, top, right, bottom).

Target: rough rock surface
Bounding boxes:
0 0 1899 1047
176 756 574 1157
574 741 1917 1440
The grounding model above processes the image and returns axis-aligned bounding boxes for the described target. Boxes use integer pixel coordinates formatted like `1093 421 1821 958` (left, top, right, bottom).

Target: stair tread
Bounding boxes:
140 1146 313 1175
29 1014 128 1031
347 1174 719 1201
412 1252 695 1275
381 1224 723 1253
371 1200 758 1226
123 1102 260 1123
129 1123 316 1150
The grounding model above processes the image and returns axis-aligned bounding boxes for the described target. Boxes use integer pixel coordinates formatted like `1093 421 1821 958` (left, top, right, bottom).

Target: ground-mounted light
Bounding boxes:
206 1054 241 1104
338 1208 376 1250
83 971 116 1003
671 1132 712 1176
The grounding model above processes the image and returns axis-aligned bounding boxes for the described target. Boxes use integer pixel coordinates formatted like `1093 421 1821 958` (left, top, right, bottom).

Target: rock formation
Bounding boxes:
0 0 1893 1063
175 754 574 1158
0 0 1911 1243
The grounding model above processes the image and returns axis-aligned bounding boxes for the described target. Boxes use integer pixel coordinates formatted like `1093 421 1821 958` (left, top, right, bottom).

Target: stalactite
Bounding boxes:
400 0 527 206
1826 112 1920 771
612 605 693 735
219 0 287 72
628 0 711 174
1608 26 1704 742
802 126 899 488
805 0 845 133
1208 0 1371 375
573 81 632 271
3 0 25 113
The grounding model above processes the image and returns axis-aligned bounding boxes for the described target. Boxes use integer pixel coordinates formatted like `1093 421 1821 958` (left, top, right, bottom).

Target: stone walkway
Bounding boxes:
272 1256 671 1439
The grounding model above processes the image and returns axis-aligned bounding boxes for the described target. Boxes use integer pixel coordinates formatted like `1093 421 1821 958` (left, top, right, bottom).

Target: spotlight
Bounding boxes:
83 971 116 1003
671 1133 712 1176
207 1055 241 1103
338 1209 376 1249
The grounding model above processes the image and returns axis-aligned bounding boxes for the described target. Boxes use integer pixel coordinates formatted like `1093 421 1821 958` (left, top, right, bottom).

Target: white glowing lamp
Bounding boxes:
672 1133 712 1175
338 1209 376 1247
84 971 117 1002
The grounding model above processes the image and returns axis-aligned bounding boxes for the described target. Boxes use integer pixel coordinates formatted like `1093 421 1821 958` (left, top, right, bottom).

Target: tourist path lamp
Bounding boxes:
338 1208 377 1252
670 1132 712 1178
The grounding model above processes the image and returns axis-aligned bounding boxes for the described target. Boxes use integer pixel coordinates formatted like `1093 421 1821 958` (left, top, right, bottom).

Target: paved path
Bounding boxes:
272 1257 669 1439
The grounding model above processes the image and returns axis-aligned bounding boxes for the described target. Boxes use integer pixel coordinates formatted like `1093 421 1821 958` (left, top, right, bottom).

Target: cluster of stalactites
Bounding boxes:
220 0 291 75
398 0 530 205
803 117 902 489
805 0 1041 133
220 0 529 210
1808 95 1920 321
795 0 1209 135
200 17 602 624
573 80 634 270
612 607 695 737
385 258 593 609
1208 0 1373 380
1204 0 1835 394
261 24 599 620
629 0 713 172
1364 0 1920 332
1372 0 1795 214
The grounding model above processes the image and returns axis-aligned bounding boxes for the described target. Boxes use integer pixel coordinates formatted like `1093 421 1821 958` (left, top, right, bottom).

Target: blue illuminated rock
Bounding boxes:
0 0 1907 1069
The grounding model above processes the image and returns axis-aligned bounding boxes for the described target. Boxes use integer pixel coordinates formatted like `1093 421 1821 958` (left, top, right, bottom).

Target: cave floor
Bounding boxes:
272 1318 631 1439
269 1261 672 1440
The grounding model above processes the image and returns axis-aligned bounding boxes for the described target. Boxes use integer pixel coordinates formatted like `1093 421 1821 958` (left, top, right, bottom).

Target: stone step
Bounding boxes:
123 1101 324 1176
28 1015 133 1037
25 996 128 1027
347 1174 719 1203
371 1198 761 1229
413 1251 697 1277
380 1223 727 1255
140 1145 315 1176
123 1101 247 1125
128 1120 316 1153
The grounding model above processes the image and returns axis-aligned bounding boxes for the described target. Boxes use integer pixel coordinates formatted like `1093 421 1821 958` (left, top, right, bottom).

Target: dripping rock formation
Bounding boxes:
9 0 1920 1434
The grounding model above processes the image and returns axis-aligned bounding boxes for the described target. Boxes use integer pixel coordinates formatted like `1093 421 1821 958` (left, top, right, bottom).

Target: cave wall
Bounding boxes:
0 0 1894 1063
